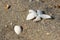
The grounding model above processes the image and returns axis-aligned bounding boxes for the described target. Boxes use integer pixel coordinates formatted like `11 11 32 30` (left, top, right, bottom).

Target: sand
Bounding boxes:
0 0 60 40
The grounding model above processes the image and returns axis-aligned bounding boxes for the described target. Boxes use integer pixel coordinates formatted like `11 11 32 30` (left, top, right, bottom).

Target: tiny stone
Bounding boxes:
10 22 13 25
5 4 11 9
46 32 50 35
5 25 8 28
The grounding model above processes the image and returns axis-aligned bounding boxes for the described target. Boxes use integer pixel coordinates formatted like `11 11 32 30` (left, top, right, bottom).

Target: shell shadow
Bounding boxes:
51 15 55 19
20 26 23 32
42 11 46 14
8 5 11 9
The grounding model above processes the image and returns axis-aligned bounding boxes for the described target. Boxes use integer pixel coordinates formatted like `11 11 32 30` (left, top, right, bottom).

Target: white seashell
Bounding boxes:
33 16 41 22
37 10 51 19
39 14 51 19
26 9 37 20
37 10 43 15
14 25 21 35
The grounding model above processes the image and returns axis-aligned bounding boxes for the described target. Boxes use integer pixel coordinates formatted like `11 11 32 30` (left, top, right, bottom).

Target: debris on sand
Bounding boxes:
26 9 37 20
4 4 11 9
26 9 52 22
14 25 22 35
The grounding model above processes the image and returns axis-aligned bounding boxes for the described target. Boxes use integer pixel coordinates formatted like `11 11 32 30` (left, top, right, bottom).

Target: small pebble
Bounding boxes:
10 22 13 25
5 4 11 9
5 25 8 28
46 32 50 35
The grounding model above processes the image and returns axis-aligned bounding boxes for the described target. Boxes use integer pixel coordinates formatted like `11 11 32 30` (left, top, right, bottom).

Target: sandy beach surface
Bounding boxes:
0 0 60 40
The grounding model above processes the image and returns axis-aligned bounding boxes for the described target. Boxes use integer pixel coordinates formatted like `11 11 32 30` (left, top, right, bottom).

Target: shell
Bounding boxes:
39 14 51 19
5 4 11 9
26 9 37 20
37 10 43 15
33 16 41 22
14 25 21 35
37 10 51 19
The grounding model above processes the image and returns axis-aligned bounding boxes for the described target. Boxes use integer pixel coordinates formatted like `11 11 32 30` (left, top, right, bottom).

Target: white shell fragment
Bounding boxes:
37 10 43 15
14 25 21 35
39 14 51 19
26 9 37 20
33 16 41 22
37 10 51 19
